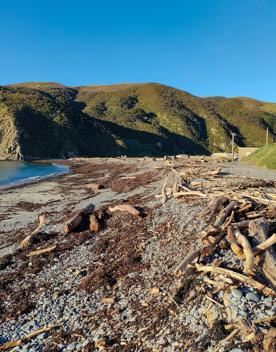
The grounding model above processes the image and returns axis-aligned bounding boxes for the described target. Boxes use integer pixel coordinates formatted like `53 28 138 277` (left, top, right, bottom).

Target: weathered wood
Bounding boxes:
263 327 276 352
253 233 276 256
109 204 140 217
27 245 56 257
64 204 95 234
174 249 200 276
20 214 47 249
0 324 60 350
203 196 228 221
195 264 275 296
85 183 104 191
64 212 84 234
249 218 276 287
236 230 254 275
226 225 243 258
89 214 101 232
214 201 237 228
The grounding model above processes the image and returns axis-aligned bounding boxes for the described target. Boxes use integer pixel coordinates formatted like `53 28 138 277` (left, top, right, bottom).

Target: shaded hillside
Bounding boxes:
0 82 275 159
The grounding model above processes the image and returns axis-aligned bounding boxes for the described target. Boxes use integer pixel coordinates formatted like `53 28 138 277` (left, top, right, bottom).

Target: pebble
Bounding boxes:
67 342 77 351
245 292 259 303
231 289 243 299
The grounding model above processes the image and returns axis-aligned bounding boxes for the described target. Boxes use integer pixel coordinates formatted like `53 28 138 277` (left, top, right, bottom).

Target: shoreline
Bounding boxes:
0 160 70 191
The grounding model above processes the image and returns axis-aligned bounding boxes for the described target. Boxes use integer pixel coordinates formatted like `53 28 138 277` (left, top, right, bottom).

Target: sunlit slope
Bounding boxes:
1 82 275 159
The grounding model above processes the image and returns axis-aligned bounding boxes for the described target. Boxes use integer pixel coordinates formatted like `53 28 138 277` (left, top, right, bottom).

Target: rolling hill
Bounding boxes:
0 82 275 160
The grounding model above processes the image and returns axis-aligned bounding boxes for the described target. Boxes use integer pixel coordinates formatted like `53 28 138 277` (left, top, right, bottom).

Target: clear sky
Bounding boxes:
1 0 275 101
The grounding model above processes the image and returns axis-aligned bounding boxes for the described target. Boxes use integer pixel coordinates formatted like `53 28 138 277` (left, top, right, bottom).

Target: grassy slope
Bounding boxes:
246 144 276 169
1 82 276 159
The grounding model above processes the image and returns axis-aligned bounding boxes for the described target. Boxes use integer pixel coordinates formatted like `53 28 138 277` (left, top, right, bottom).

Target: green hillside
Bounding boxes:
0 82 275 159
246 144 276 169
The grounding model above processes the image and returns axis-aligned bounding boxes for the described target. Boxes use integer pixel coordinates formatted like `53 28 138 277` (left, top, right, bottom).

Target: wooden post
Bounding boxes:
231 133 236 162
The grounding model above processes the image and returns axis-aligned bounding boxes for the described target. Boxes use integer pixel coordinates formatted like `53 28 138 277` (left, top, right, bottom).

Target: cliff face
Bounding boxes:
0 83 275 160
0 105 21 160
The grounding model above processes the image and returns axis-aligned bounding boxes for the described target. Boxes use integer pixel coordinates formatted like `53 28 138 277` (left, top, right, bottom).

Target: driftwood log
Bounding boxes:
20 214 47 249
109 204 141 217
235 230 255 275
64 204 95 234
214 201 237 228
27 245 57 257
204 196 228 222
226 225 243 258
195 264 275 296
0 324 60 350
249 218 276 287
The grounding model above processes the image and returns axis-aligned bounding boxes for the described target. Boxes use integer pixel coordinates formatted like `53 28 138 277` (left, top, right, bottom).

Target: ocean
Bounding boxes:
0 161 69 188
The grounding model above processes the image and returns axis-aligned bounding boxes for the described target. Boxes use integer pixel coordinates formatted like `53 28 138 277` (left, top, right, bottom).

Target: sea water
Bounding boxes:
0 161 69 188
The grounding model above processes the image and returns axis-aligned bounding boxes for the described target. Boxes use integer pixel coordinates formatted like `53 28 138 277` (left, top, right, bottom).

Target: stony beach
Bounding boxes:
0 157 275 352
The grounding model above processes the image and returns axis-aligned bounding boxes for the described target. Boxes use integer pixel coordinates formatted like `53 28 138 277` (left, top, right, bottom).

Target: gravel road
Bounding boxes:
222 161 276 181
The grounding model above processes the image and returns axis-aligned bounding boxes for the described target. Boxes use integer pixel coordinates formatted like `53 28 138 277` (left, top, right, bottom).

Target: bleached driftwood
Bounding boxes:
226 225 243 258
85 183 104 191
27 245 56 257
214 201 237 228
20 214 47 249
195 264 275 296
204 196 227 221
109 204 140 217
235 230 255 275
249 218 276 287
252 233 276 256
0 324 60 350
263 327 276 351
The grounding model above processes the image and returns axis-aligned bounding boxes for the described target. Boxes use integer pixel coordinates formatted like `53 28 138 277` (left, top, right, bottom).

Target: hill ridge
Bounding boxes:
0 82 275 160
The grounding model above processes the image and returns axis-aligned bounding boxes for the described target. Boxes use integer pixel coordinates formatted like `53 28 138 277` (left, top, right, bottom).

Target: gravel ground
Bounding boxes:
222 161 276 181
0 157 275 352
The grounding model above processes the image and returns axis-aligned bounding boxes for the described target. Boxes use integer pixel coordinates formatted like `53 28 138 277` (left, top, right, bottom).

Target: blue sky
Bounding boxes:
1 0 275 101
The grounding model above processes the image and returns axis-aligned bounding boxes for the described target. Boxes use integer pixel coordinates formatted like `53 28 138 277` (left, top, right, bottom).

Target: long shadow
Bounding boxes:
89 117 209 156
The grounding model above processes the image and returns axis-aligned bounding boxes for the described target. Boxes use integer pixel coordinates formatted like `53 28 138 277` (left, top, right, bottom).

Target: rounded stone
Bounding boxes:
231 288 243 299
245 292 260 303
67 342 77 351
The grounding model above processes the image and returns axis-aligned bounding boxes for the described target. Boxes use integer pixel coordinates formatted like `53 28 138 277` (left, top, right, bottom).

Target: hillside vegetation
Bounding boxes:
246 144 276 169
0 82 275 159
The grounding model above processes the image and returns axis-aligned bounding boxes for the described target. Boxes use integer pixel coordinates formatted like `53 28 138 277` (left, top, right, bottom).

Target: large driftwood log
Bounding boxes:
64 212 84 234
195 264 275 296
109 204 141 217
249 218 276 287
214 201 237 228
64 204 95 234
20 214 47 249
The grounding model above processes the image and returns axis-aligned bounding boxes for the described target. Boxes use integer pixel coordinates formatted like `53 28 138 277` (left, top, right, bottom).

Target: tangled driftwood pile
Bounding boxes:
160 165 276 351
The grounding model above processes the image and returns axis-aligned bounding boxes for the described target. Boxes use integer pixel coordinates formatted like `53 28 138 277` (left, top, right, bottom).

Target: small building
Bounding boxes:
238 147 258 161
